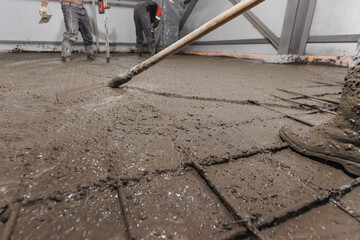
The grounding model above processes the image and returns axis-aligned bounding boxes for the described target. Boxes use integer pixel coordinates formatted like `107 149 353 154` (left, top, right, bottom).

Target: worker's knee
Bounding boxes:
63 32 77 43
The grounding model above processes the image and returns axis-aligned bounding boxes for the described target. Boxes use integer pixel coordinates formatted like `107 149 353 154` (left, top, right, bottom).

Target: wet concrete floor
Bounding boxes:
0 52 359 239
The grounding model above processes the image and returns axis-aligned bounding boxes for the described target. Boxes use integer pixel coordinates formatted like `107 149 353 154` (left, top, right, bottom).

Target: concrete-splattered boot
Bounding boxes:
61 40 71 62
279 41 360 176
149 43 156 56
136 43 143 57
85 45 95 61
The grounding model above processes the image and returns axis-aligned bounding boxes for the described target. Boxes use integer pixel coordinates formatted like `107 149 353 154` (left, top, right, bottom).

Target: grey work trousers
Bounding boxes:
61 3 93 47
134 3 154 44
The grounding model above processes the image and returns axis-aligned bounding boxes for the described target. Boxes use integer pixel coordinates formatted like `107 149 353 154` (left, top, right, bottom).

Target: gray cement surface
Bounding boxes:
0 52 359 239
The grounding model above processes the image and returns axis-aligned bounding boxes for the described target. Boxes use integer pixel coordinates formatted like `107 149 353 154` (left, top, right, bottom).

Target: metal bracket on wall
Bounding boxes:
278 0 317 55
308 34 360 44
180 0 198 31
229 0 280 50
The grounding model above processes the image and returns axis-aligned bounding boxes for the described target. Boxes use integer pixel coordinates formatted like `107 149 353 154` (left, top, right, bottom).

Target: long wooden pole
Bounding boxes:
108 0 265 88
91 0 100 53
104 0 110 63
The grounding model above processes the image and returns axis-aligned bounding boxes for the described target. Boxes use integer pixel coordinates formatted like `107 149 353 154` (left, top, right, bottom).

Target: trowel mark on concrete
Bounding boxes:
124 86 308 111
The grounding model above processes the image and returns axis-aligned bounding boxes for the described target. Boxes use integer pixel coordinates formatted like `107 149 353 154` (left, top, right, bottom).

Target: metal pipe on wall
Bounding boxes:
104 0 111 62
91 0 100 52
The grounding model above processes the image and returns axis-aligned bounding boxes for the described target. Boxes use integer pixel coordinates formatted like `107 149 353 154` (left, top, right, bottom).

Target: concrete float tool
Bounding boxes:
39 12 52 24
108 0 265 88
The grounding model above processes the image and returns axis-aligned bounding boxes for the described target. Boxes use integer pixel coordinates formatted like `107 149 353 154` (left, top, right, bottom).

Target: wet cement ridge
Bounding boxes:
248 100 315 127
277 155 360 223
189 141 360 238
0 176 25 240
271 158 360 224
298 110 321 115
270 94 336 116
191 162 265 240
105 145 289 183
0 200 22 240
290 95 339 105
0 206 7 216
313 91 342 97
200 143 289 166
73 145 291 186
278 88 340 105
255 177 360 230
124 86 305 110
330 199 360 223
330 177 360 223
302 85 337 89
305 80 341 87
215 177 360 239
123 86 248 105
117 187 133 240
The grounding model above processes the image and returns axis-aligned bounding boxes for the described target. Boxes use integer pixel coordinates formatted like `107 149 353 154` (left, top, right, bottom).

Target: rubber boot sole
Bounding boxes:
279 127 360 176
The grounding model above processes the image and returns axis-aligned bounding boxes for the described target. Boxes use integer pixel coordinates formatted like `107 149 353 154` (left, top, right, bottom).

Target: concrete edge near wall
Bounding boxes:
181 50 351 67
0 48 351 67
0 41 137 54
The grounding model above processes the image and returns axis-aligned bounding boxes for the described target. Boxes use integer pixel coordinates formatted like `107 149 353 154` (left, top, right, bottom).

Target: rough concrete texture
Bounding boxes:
0 52 359 239
262 203 360 239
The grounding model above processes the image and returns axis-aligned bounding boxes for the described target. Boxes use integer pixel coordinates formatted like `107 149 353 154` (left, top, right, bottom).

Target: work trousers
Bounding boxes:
61 3 93 47
134 3 154 44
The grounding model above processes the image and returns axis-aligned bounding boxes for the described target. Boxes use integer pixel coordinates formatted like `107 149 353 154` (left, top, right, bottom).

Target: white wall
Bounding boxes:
310 0 360 36
180 0 360 57
305 0 360 56
181 0 287 55
1 0 360 57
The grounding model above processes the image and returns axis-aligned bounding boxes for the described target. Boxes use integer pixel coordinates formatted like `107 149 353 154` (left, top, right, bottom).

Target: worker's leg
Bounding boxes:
134 9 145 56
139 13 155 56
78 7 95 60
279 40 360 176
61 4 80 61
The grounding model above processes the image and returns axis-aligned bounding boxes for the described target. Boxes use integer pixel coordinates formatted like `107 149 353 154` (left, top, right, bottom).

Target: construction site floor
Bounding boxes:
0 52 359 239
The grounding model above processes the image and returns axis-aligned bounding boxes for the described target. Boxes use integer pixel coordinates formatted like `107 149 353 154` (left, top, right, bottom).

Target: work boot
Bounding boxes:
279 41 360 176
149 43 156 56
85 45 95 61
61 40 71 62
136 43 143 57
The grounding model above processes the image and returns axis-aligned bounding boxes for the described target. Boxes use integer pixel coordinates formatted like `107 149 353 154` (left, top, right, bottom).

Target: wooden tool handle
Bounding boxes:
108 0 265 87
